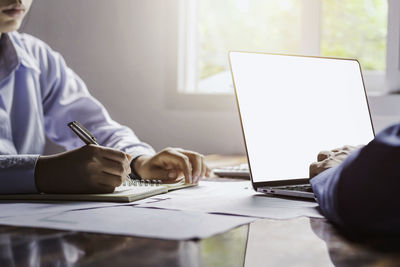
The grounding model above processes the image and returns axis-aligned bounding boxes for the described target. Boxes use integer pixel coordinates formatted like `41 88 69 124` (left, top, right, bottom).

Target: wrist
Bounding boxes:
34 155 50 193
131 155 151 179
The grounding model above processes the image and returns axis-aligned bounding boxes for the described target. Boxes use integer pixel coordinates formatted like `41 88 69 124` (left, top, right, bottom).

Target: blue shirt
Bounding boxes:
0 32 155 194
310 123 400 234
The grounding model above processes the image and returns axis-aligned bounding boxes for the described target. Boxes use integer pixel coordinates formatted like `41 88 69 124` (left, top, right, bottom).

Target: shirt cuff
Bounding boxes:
124 146 155 161
0 155 40 194
124 147 155 180
310 166 342 225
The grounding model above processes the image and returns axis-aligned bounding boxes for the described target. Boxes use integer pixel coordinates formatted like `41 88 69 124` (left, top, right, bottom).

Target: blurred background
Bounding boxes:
23 0 400 155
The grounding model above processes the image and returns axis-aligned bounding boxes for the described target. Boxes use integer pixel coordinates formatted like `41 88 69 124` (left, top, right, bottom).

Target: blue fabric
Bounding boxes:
310 123 400 234
0 32 155 194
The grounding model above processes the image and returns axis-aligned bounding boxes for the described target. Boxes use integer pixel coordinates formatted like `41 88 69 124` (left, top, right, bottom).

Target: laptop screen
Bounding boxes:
229 52 375 183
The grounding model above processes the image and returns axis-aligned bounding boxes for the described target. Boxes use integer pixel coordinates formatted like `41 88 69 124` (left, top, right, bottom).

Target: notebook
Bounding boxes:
0 180 196 203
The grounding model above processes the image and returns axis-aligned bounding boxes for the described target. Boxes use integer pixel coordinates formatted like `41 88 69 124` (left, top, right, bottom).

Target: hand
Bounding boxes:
133 147 211 184
35 145 132 193
309 145 363 179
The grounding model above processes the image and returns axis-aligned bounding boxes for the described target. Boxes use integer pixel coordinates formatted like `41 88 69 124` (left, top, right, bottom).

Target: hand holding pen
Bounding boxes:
34 136 132 194
68 121 134 187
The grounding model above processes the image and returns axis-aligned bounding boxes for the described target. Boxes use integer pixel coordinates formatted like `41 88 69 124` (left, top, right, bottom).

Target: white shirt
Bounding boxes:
0 32 155 193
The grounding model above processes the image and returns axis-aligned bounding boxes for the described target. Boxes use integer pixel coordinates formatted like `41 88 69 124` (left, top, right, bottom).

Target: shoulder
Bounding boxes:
8 31 62 70
9 31 52 54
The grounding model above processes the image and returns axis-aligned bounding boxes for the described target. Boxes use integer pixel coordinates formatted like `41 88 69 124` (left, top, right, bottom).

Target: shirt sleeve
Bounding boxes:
36 39 155 159
0 155 39 194
0 110 39 193
310 123 400 234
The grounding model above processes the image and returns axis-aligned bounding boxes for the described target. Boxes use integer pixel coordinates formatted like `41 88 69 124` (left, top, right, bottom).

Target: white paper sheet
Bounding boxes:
0 201 136 218
0 206 255 240
135 181 322 219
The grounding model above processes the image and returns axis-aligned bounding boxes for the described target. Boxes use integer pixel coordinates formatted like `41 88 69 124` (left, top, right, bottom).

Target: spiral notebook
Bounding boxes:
0 180 196 203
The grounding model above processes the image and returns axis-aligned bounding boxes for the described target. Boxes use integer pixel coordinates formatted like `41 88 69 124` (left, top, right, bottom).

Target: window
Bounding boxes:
178 0 393 95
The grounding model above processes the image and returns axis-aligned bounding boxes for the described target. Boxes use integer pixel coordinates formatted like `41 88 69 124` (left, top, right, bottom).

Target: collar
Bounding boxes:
0 32 40 83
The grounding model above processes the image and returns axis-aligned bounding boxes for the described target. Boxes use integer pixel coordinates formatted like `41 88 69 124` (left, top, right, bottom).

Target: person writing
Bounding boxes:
309 124 400 234
0 0 209 194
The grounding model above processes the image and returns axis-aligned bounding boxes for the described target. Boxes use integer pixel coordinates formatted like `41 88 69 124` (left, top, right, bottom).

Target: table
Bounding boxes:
1 156 399 266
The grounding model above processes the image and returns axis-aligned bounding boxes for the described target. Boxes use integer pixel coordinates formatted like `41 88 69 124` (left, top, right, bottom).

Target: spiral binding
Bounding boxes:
122 179 163 187
122 158 163 186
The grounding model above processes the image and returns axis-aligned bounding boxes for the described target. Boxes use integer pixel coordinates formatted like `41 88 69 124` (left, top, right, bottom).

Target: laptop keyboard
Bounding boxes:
213 165 313 193
213 163 250 178
218 163 249 171
274 184 313 192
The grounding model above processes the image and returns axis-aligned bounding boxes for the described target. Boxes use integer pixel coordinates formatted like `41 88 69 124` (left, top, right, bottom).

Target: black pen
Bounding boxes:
68 121 134 186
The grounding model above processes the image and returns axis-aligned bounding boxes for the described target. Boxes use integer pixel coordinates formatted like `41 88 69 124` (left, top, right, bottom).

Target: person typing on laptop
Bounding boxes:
309 124 400 234
0 0 209 194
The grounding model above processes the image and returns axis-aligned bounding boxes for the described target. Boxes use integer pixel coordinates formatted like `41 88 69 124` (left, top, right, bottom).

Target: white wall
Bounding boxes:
22 0 399 156
23 0 245 155
368 95 400 133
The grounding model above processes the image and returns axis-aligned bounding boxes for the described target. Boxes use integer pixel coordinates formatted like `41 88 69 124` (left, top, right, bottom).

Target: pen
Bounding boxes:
68 121 134 186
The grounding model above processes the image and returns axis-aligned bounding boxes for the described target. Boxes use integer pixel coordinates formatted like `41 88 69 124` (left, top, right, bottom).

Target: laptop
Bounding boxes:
228 51 375 199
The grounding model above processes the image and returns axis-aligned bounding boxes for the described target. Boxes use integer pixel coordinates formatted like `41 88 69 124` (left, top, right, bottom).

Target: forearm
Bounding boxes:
38 42 155 158
311 124 400 233
310 165 343 225
43 84 155 159
0 155 40 194
93 123 155 159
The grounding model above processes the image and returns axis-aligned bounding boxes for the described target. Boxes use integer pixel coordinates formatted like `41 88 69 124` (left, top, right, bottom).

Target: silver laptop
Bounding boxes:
228 51 375 199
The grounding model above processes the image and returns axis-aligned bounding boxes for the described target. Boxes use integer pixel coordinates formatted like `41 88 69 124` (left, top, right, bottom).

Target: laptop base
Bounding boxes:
258 185 315 199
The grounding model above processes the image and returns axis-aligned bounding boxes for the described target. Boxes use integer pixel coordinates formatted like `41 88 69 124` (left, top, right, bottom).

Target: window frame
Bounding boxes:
165 0 236 111
166 0 399 111
386 0 400 94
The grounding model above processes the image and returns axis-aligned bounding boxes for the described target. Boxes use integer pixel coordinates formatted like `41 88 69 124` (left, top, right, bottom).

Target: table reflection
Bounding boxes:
2 216 400 267
309 218 400 266
0 224 248 267
245 217 400 267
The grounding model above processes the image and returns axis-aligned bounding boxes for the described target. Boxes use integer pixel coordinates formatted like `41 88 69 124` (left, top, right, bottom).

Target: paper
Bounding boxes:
0 181 196 203
0 206 255 240
135 181 323 219
0 182 192 217
0 201 136 218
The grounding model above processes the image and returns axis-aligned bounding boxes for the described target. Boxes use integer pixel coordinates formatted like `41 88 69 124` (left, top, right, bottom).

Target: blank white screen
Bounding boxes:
229 52 375 182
